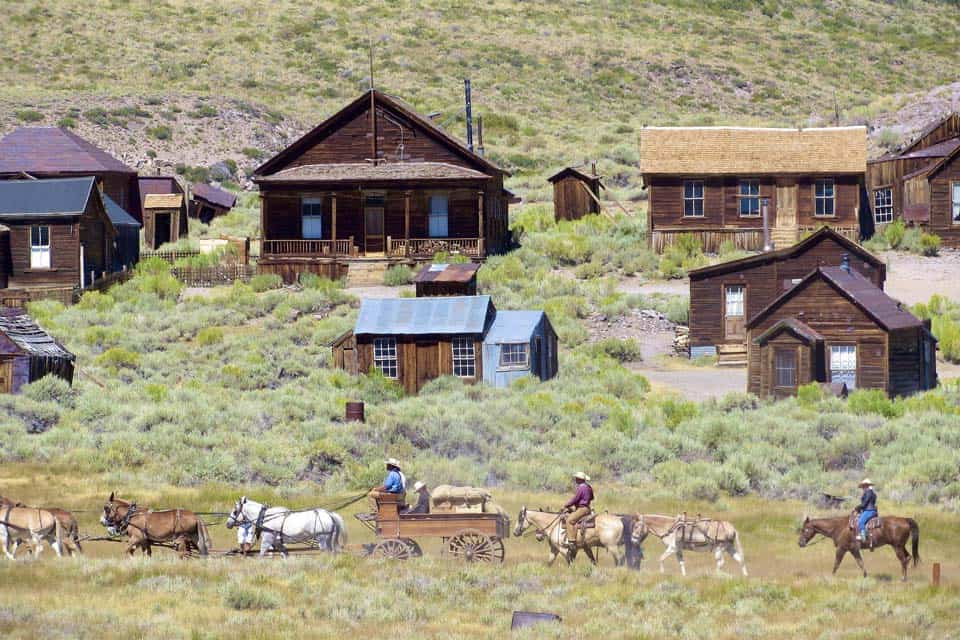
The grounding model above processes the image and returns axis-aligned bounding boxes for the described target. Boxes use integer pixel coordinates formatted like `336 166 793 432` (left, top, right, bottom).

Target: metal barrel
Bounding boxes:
345 401 365 422
511 612 561 630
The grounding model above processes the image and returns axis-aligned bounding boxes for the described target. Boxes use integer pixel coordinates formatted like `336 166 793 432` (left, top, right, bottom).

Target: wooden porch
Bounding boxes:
260 236 484 259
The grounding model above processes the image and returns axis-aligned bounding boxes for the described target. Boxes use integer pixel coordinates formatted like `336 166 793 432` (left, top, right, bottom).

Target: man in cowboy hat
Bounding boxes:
855 478 878 543
368 458 407 510
563 471 594 548
403 481 431 515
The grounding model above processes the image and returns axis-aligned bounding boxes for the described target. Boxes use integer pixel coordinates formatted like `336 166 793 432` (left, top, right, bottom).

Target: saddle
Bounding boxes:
848 512 881 530
577 513 597 532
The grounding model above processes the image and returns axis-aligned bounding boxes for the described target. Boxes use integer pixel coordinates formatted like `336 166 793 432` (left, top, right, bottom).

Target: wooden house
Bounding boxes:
138 176 186 219
688 227 886 362
253 90 512 283
190 183 237 223
142 193 187 249
866 113 960 245
548 166 603 221
0 127 140 221
331 296 557 393
640 126 867 253
0 307 75 394
414 262 480 297
0 177 121 305
747 263 936 398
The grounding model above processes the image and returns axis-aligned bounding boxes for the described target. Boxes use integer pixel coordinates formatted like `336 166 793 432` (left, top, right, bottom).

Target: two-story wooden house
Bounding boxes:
253 90 512 283
640 126 867 252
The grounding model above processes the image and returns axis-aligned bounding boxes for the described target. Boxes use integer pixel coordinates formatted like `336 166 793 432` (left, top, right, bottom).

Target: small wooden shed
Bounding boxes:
190 183 237 223
414 262 480 297
0 308 75 393
143 193 187 249
102 194 141 270
548 166 603 221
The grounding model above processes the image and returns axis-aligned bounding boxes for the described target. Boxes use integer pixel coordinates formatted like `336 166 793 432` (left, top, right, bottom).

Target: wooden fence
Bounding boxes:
141 249 202 263
171 264 257 287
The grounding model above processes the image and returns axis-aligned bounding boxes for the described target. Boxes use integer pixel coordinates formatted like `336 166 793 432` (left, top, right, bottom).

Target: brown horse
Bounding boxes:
1 496 82 556
101 493 211 558
798 514 919 581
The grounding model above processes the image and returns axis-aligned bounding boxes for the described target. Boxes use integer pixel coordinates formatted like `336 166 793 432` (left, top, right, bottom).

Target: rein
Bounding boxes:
520 510 564 538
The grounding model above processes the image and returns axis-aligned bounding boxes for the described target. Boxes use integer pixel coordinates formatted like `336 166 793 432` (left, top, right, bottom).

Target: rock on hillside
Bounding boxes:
866 81 960 157
1 95 305 187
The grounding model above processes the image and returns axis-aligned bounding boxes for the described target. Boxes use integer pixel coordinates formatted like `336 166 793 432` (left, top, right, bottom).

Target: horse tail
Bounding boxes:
908 518 920 567
53 517 64 555
733 527 745 559
332 512 348 551
620 515 641 570
196 519 211 556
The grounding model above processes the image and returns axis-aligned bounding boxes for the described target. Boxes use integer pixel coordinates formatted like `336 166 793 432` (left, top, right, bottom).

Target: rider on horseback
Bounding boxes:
855 478 877 543
564 472 594 549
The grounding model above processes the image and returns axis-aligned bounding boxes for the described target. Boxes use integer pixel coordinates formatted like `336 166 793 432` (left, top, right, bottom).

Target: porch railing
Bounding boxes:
261 238 355 257
387 237 484 258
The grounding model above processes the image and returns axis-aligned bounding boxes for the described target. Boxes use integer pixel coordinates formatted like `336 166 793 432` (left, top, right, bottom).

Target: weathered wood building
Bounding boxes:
640 126 867 252
142 193 187 249
0 127 141 221
0 308 75 394
101 194 142 270
687 227 885 362
548 166 603 221
331 296 557 393
253 90 512 283
414 262 479 297
866 113 960 245
190 183 237 223
747 264 936 398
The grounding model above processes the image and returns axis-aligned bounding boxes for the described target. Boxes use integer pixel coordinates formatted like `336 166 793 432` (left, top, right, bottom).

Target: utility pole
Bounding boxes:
464 78 474 152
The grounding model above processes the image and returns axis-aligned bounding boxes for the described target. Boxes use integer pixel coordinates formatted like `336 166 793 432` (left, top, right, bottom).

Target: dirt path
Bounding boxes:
883 249 960 305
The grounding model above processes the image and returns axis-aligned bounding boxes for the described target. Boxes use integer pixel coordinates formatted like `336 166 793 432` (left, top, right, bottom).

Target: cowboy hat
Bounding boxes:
573 471 590 481
859 478 874 487
385 458 402 469
413 481 426 492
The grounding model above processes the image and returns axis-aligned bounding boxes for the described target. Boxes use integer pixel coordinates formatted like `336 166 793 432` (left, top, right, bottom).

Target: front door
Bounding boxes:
415 342 439 392
775 184 797 246
155 213 172 247
364 193 386 255
724 284 746 341
0 359 12 393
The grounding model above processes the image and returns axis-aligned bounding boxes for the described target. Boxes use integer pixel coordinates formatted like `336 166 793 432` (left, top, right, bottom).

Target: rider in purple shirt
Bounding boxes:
564 472 594 548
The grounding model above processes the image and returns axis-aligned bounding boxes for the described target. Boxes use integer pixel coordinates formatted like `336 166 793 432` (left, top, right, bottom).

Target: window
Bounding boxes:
952 182 960 224
725 285 745 318
30 226 50 269
301 198 323 239
683 181 704 217
738 180 761 217
499 343 529 368
774 349 797 387
452 336 476 378
373 337 398 379
815 179 835 217
830 345 857 390
874 187 893 224
429 195 449 237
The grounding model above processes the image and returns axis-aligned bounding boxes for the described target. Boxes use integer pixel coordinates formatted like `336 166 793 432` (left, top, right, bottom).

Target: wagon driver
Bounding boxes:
564 471 594 548
368 458 407 510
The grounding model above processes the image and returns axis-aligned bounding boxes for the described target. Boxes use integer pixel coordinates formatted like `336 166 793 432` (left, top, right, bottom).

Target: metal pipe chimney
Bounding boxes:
761 198 772 251
476 115 484 156
464 78 474 152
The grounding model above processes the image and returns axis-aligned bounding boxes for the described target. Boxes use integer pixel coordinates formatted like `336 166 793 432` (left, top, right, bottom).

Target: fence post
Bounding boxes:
933 562 941 587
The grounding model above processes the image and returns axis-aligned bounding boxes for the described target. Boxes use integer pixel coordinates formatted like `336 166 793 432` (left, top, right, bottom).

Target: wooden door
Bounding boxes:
774 184 798 246
364 193 386 254
415 342 439 392
155 213 172 247
343 348 358 375
723 284 746 340
0 360 13 394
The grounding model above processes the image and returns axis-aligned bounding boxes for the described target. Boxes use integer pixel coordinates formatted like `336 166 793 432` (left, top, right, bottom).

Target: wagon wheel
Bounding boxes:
401 538 423 558
447 529 505 563
372 538 414 560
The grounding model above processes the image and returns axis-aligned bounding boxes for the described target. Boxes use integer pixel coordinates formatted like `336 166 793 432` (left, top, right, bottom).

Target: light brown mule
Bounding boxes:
1 496 82 557
0 503 64 559
513 507 641 567
798 514 919 581
101 493 211 558
632 513 747 576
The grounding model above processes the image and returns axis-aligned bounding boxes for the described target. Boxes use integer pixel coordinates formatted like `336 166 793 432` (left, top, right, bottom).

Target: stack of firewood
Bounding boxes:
673 326 690 357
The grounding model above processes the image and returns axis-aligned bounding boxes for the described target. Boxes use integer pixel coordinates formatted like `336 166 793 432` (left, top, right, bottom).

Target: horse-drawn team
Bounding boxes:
0 462 921 580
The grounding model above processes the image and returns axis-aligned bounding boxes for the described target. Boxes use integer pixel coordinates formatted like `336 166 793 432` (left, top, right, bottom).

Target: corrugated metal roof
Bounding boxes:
484 310 544 343
414 262 480 284
355 295 493 335
192 182 237 209
143 193 183 208
0 127 134 174
102 193 141 227
0 308 75 359
0 176 94 218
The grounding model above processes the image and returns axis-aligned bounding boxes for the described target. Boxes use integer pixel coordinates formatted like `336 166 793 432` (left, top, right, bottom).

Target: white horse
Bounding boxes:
632 513 747 576
226 496 347 557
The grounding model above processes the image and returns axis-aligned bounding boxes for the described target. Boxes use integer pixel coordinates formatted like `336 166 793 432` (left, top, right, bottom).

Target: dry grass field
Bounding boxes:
0 463 957 639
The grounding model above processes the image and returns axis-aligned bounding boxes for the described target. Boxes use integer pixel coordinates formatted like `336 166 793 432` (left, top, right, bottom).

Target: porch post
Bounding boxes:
331 193 337 244
404 190 411 257
477 189 485 255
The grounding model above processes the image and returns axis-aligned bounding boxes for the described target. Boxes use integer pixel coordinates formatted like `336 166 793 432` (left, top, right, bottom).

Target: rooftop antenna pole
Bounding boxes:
369 36 378 164
464 78 474 152
833 90 841 126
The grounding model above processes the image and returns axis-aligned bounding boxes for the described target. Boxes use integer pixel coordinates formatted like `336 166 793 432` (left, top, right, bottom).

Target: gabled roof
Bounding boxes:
688 226 884 279
256 162 490 185
254 89 505 177
753 317 824 346
0 127 134 175
0 308 75 360
748 266 924 332
899 112 960 155
102 193 141 227
547 166 603 185
354 295 494 336
483 310 546 344
0 176 96 219
414 262 480 284
191 182 237 209
907 139 960 183
639 126 866 175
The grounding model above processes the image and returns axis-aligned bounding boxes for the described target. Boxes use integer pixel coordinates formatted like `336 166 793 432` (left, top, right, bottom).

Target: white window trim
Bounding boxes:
498 342 530 370
814 179 836 218
724 284 745 318
683 180 705 218
738 179 761 218
829 344 857 390
428 193 449 238
873 187 893 224
30 225 51 269
373 337 398 379
451 336 476 378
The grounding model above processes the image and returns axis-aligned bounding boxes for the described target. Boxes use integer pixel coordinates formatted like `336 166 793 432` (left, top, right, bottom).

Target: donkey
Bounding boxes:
798 513 919 581
632 513 747 576
101 493 211 558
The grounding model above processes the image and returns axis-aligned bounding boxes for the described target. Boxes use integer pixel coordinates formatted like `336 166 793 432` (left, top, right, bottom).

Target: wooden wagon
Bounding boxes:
356 494 508 562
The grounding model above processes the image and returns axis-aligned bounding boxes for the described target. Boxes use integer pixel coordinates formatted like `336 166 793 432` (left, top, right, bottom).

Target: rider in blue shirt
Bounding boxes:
855 478 877 543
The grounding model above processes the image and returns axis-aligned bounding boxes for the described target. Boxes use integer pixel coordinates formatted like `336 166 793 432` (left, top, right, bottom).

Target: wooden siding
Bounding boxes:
928 153 960 246
689 235 884 349
902 113 960 154
748 333 815 398
553 175 600 221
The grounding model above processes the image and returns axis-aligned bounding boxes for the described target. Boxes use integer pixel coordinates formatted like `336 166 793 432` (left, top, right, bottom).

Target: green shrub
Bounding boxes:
919 233 941 256
21 375 74 407
900 227 922 253
249 273 282 292
84 108 110 126
883 219 906 249
847 389 903 418
196 327 224 346
146 125 172 140
383 265 414 286
97 347 140 369
796 382 825 406
15 109 43 122
241 147 266 160
592 338 642 362
222 585 278 610
56 116 77 128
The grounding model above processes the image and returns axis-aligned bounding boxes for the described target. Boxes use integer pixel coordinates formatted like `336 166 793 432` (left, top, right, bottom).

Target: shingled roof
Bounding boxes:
0 308 75 360
640 126 866 175
256 162 491 184
0 127 134 175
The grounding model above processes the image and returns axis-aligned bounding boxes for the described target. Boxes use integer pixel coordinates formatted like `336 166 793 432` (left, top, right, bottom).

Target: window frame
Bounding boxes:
373 337 399 379
829 344 857 390
498 342 530 370
724 284 745 318
428 193 449 238
873 187 894 224
682 180 705 218
30 225 51 269
814 179 836 217
738 179 761 217
301 197 324 240
952 181 960 225
773 347 798 388
451 336 476 379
